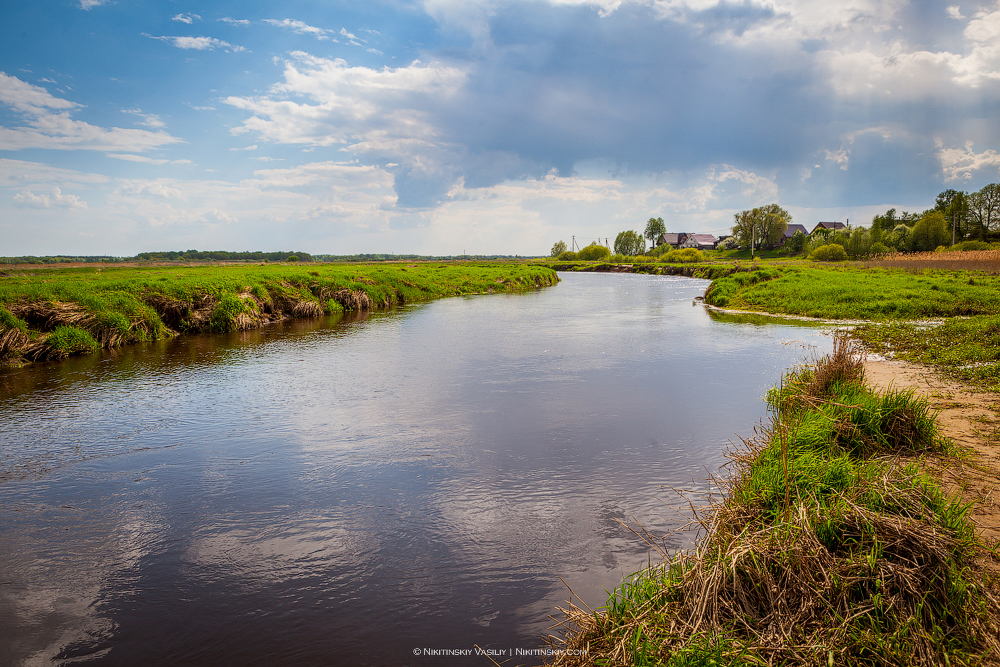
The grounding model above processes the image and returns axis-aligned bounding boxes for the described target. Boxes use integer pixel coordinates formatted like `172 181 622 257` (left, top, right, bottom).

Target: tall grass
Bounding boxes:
547 335 1000 666
869 249 1000 272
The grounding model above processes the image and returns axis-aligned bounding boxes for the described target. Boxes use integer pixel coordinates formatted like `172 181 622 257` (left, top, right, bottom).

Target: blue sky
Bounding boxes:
2 0 1000 256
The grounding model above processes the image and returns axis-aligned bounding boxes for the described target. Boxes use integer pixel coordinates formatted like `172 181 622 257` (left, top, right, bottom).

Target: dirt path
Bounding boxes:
865 357 1000 548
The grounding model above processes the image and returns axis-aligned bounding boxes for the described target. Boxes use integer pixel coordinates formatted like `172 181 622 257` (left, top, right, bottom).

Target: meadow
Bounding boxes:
0 262 558 365
703 266 1000 319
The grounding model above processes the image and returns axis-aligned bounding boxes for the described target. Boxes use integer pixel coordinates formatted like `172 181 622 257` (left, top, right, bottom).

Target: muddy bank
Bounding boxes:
865 357 1000 548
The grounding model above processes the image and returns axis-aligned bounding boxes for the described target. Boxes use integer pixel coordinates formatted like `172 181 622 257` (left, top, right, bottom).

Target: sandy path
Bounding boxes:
865 358 1000 547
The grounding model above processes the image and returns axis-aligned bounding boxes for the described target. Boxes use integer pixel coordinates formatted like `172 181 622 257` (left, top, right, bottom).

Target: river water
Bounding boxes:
0 272 832 666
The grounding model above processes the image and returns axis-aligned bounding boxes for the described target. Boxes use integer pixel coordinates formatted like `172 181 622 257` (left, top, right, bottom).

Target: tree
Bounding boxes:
644 217 666 248
910 211 949 251
967 183 1000 240
731 203 791 252
614 230 645 256
550 240 567 257
844 227 872 259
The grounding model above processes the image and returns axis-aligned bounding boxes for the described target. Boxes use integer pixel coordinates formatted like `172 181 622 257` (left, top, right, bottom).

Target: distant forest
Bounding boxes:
1 250 530 264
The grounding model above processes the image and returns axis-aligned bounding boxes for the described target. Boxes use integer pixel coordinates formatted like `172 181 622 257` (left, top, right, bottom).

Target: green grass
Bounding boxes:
703 266 1000 319
0 262 558 364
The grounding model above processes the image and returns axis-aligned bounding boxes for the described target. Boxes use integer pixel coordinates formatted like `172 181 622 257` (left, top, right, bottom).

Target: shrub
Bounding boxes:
577 243 610 261
660 248 705 263
557 250 577 260
810 243 847 262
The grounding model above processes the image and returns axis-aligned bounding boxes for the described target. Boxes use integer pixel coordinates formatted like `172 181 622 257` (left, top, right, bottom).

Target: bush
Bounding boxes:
557 250 578 260
952 240 998 251
577 243 610 261
660 248 705 263
810 243 847 262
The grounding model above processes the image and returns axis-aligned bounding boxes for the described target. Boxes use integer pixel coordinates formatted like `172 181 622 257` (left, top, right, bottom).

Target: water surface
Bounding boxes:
0 272 831 665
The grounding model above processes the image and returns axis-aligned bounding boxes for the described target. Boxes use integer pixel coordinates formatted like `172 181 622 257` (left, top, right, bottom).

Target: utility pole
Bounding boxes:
751 226 755 259
952 213 957 246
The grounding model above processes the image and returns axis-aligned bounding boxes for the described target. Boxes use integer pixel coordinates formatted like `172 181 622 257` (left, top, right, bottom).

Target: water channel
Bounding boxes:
0 272 833 666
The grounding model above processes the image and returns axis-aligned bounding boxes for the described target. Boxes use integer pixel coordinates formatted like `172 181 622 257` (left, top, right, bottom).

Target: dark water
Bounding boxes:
0 272 831 666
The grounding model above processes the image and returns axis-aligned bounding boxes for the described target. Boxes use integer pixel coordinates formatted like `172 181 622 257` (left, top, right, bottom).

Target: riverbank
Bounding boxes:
547 336 1000 665
0 262 558 367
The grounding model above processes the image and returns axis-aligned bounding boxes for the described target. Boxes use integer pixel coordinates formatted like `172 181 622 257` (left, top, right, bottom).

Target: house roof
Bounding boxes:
660 233 682 245
812 221 846 233
690 233 717 245
783 224 808 238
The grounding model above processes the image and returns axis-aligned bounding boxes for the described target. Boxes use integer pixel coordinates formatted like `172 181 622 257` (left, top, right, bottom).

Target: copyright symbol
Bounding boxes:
413 648 420 656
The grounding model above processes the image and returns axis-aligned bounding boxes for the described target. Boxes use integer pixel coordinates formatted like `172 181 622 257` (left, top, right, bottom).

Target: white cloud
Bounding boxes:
105 153 192 165
0 73 182 152
226 52 467 148
143 34 246 52
948 6 965 19
79 0 108 9
219 17 251 26
13 187 86 209
263 18 331 40
121 108 166 128
172 13 201 24
938 141 1000 181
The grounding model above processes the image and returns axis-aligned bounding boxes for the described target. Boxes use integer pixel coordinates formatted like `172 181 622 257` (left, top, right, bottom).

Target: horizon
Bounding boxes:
2 0 999 257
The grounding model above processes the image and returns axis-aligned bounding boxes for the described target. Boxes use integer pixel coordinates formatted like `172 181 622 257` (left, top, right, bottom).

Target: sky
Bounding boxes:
2 0 1000 257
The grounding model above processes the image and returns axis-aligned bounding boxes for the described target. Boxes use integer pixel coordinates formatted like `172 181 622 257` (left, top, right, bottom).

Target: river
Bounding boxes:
0 272 832 666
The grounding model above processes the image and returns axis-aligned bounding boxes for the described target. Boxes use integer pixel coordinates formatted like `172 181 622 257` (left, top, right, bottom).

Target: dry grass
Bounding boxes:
868 249 1000 273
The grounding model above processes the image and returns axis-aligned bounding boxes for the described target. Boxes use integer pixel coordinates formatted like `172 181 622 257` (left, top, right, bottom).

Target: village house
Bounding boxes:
682 233 718 250
778 224 809 246
811 221 846 235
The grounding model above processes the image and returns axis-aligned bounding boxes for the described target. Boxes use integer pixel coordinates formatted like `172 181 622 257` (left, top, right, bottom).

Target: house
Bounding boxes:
811 221 846 235
658 232 689 249
682 233 718 250
777 224 809 246
783 224 808 240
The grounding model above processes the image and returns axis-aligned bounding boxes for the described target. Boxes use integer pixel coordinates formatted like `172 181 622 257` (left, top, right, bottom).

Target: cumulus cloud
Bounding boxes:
0 73 182 152
13 187 86 209
938 141 1000 182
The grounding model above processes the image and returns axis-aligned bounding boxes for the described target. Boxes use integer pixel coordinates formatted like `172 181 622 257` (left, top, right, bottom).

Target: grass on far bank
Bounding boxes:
703 265 1000 319
547 334 1000 666
0 262 558 365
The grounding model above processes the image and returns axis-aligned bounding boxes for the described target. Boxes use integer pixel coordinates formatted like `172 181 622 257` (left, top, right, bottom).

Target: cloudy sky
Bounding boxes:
2 0 999 256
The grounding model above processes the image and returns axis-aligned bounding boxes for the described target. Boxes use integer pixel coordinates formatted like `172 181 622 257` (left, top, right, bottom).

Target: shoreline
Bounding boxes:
0 263 559 369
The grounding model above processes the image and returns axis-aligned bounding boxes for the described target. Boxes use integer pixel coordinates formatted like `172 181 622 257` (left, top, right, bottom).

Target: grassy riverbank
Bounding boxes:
703 265 1000 319
549 337 1000 666
0 262 557 366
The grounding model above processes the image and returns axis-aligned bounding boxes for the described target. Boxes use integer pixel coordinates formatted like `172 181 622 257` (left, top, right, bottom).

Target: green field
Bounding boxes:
0 262 558 365
703 266 1000 319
